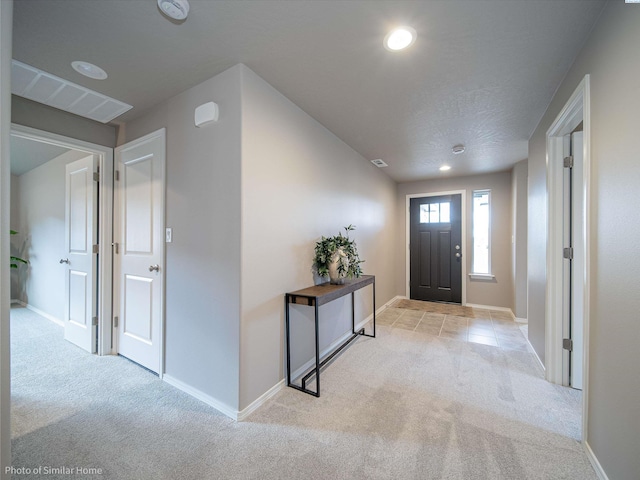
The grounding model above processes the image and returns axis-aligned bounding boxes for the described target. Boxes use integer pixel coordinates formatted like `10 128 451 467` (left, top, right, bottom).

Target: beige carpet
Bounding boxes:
10 306 595 479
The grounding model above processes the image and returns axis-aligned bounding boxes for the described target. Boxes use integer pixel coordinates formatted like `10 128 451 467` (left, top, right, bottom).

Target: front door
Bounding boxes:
63 155 98 353
410 194 462 303
114 129 165 374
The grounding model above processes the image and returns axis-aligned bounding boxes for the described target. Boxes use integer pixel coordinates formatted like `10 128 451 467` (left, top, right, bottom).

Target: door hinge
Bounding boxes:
93 172 100 182
563 247 574 260
563 338 573 351
113 242 119 254
563 156 574 168
92 244 99 254
115 170 120 181
114 316 119 328
92 316 98 326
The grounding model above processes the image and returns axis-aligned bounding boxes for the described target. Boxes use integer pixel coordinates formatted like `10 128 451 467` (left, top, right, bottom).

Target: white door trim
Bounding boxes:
10 124 114 356
545 74 591 442
405 190 467 304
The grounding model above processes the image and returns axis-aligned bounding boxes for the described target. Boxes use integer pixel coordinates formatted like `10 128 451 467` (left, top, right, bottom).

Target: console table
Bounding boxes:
285 275 376 397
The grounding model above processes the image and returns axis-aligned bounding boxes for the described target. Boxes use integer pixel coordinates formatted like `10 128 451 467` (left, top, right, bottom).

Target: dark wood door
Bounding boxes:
410 194 462 303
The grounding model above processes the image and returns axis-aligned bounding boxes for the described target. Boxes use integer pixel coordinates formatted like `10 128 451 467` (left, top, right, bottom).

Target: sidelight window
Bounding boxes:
472 190 491 274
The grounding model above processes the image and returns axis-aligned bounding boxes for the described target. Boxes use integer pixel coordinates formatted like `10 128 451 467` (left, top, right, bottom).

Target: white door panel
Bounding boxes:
562 132 585 391
115 129 165 374
64 155 97 352
570 132 584 390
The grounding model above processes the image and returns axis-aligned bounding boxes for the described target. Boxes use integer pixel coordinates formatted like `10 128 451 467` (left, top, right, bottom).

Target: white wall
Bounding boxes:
511 159 528 319
528 2 640 478
239 65 397 410
123 65 243 412
13 149 88 318
396 171 513 310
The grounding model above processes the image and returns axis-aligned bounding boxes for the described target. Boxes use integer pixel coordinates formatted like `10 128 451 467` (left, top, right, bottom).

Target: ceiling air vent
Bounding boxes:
11 60 132 123
371 159 388 168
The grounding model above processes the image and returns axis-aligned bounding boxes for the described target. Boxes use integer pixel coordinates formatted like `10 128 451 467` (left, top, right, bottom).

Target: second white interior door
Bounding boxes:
114 129 165 374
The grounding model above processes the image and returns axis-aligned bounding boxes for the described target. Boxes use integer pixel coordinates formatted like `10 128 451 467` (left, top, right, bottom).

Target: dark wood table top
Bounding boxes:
286 275 374 306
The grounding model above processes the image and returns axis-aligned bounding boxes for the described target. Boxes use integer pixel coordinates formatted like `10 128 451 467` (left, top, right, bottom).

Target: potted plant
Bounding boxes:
10 230 28 269
313 225 364 285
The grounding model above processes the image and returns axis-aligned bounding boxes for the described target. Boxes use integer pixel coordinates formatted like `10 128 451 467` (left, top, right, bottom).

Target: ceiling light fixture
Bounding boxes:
440 165 451 171
452 144 465 154
71 61 108 80
384 26 417 51
157 0 190 21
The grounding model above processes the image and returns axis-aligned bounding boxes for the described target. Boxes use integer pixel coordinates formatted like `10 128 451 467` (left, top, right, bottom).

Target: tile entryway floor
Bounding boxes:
377 300 531 352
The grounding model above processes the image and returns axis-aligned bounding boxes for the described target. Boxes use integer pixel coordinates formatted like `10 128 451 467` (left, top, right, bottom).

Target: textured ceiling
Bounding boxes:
12 0 606 182
10 135 70 176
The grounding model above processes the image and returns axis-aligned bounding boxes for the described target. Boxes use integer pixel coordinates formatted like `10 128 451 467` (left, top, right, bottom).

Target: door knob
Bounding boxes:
149 264 160 272
455 253 462 258
59 258 70 264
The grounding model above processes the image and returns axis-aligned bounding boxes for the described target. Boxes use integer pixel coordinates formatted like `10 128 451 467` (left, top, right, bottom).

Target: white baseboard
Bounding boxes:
15 301 65 327
389 295 407 304
525 334 545 372
290 294 400 381
10 298 19 304
584 441 609 480
514 317 528 324
163 374 238 421
465 303 515 318
237 379 284 422
165 295 403 422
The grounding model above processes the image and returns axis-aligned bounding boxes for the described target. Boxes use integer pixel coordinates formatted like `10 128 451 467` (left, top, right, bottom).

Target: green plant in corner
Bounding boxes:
313 225 364 284
10 230 28 269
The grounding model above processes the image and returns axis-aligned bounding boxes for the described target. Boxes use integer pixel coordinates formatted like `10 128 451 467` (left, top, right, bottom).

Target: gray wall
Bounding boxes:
239 65 397 410
12 96 116 148
122 65 243 412
511 159 528 319
397 171 513 310
13 150 88 317
528 1 640 478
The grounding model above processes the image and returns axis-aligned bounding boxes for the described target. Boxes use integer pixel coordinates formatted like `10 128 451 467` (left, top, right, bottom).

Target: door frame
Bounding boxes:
10 124 114 356
405 190 467 304
545 75 591 442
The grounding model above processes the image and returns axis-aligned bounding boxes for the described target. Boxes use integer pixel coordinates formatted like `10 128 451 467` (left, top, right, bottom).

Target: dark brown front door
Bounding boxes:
410 194 462 303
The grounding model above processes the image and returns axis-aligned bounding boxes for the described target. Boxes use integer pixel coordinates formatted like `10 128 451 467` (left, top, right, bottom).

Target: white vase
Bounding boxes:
328 248 349 285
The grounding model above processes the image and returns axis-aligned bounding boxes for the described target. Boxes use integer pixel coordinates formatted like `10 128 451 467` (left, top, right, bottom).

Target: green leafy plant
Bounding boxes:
313 225 364 283
10 230 28 269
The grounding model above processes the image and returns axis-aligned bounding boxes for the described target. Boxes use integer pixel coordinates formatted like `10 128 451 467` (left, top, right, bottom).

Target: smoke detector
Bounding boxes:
452 144 465 154
371 159 388 168
158 0 190 20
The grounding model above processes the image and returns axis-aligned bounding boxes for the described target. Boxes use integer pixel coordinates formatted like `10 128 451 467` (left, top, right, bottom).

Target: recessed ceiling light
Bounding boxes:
384 26 417 51
452 144 465 154
158 0 190 20
440 165 451 171
71 61 107 80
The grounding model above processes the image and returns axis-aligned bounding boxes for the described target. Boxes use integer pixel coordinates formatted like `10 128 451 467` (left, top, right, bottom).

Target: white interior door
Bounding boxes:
562 131 584 390
570 132 584 390
63 155 98 353
114 129 165 374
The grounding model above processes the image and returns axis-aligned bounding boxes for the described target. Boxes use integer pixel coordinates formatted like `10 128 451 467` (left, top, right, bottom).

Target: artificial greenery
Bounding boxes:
313 225 363 282
10 230 28 269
